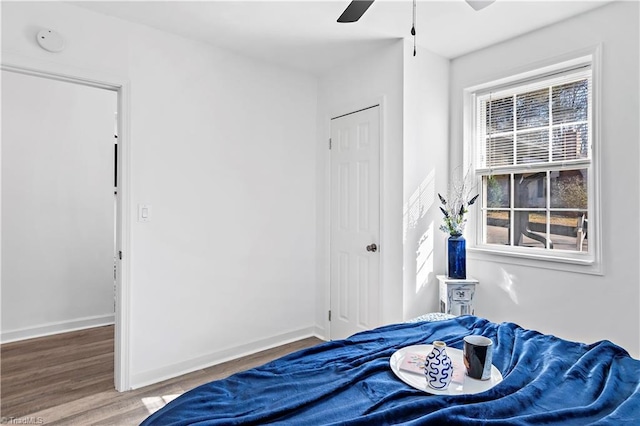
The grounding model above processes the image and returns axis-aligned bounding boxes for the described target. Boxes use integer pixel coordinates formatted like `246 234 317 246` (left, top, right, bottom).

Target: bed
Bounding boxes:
141 315 640 425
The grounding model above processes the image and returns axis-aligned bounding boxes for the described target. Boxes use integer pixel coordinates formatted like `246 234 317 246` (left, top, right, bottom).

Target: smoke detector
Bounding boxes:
36 29 65 53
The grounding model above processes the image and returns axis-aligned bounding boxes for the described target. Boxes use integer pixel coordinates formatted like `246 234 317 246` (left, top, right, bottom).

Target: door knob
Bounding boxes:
366 243 378 252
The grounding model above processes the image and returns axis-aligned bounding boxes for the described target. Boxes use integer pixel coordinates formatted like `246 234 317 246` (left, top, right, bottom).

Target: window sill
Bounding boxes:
467 245 603 276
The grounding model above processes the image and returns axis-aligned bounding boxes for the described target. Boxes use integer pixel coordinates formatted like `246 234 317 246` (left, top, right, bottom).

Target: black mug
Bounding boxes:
463 335 493 380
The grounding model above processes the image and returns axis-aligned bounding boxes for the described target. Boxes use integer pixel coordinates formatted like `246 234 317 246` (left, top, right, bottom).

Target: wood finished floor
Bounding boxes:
1 326 322 425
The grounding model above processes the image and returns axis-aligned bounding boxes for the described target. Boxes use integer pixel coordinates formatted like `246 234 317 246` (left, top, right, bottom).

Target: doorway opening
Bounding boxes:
0 62 130 392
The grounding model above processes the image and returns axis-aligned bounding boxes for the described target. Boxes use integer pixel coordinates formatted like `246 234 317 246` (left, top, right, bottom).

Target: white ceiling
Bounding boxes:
73 0 612 75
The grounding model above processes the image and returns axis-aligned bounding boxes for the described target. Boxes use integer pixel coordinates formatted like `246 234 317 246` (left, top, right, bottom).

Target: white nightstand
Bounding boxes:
437 275 479 316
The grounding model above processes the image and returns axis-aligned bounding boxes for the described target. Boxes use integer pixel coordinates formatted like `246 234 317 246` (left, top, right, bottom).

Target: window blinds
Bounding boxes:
476 67 592 173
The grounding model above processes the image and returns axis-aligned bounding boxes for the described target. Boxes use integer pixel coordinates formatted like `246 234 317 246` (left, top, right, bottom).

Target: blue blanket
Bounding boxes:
141 316 640 425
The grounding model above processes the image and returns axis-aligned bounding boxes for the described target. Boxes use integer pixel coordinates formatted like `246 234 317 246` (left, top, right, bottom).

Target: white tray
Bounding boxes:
389 344 503 395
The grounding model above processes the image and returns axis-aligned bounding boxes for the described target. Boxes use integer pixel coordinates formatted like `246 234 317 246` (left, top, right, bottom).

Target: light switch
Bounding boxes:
138 204 151 222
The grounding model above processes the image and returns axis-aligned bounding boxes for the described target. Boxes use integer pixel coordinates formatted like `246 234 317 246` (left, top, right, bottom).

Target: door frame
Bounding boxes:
1 53 132 391
326 99 385 340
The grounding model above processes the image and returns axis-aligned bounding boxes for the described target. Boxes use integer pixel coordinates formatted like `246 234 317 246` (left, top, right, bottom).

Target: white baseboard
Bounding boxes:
312 325 328 341
130 326 321 390
0 314 115 344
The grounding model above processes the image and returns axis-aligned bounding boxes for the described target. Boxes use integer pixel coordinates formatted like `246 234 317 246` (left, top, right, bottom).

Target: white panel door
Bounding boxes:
330 106 381 340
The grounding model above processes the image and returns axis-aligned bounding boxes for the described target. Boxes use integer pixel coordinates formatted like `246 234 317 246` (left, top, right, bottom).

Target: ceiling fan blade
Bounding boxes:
466 0 496 11
337 0 375 23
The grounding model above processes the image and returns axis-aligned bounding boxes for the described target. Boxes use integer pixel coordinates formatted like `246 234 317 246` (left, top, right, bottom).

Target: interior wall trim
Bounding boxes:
130 326 321 390
0 314 116 344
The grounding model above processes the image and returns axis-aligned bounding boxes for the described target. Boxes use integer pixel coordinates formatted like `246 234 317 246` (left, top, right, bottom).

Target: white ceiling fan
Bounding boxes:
337 0 496 23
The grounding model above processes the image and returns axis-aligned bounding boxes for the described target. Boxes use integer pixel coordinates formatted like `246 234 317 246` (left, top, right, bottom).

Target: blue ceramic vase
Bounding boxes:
425 341 453 390
447 234 466 279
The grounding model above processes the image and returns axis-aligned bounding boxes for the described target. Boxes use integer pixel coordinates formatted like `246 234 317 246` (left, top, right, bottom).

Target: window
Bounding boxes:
466 54 599 270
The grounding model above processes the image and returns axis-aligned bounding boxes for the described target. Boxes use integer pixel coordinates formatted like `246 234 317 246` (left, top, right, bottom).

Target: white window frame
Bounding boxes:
462 48 602 275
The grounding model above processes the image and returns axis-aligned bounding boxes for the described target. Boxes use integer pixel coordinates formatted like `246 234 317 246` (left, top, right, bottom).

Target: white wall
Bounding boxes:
449 1 640 357
1 1 318 388
316 39 405 335
1 70 116 342
402 41 450 320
